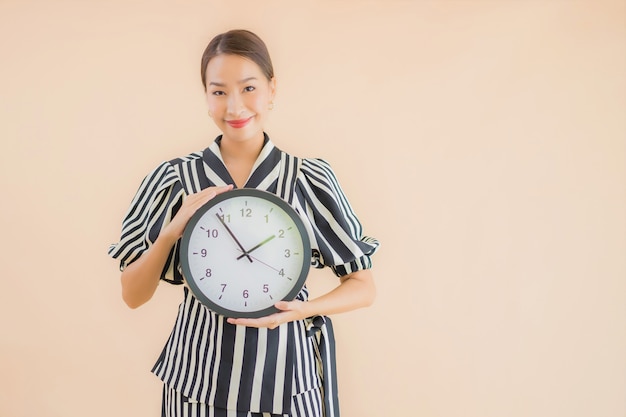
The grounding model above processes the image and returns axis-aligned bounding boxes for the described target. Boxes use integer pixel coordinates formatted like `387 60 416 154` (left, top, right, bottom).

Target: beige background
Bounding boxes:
1 1 625 416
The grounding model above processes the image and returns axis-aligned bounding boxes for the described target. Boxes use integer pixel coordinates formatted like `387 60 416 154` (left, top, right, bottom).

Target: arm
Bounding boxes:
120 231 178 309
121 185 233 308
227 269 376 328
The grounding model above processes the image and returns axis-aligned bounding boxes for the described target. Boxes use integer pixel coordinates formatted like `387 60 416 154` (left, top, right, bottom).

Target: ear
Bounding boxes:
269 77 277 101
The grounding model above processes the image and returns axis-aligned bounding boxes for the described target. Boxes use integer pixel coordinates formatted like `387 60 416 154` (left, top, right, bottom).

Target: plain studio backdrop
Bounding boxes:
0 1 624 416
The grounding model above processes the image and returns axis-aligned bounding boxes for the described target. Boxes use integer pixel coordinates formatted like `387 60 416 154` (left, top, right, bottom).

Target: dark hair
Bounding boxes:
200 29 274 90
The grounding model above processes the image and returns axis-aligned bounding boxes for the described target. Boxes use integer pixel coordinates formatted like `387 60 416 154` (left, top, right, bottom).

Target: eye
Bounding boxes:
243 86 255 92
211 90 225 96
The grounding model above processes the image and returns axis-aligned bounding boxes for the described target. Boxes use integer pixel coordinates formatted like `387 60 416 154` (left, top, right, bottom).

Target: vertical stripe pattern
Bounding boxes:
108 134 379 416
162 384 325 417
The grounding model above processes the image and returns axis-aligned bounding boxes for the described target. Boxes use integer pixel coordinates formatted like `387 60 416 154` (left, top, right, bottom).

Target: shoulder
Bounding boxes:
148 151 203 183
168 150 204 167
300 158 342 190
301 157 331 170
137 151 200 196
140 160 177 188
301 157 336 179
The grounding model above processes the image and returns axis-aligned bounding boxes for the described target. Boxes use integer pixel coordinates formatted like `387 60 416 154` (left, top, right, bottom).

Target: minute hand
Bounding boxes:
215 213 253 263
237 235 276 260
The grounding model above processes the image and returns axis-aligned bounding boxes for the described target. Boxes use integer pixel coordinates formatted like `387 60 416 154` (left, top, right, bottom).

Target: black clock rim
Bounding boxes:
180 188 311 319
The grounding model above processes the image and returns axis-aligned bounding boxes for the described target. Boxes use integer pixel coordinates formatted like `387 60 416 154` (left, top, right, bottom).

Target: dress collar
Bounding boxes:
202 133 281 190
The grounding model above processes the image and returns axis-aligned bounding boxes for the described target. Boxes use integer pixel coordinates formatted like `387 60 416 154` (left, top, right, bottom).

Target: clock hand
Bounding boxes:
237 234 276 260
215 213 253 263
235 250 294 281
246 254 281 274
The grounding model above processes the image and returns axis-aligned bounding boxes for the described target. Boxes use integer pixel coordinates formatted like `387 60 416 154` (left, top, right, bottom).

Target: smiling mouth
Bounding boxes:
226 117 253 128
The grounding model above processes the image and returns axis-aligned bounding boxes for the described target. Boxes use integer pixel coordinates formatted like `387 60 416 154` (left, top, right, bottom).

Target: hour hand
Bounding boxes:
237 235 276 260
215 213 253 263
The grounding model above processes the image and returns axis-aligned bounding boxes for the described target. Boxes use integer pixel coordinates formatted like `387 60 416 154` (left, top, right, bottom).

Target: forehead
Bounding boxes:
205 54 265 83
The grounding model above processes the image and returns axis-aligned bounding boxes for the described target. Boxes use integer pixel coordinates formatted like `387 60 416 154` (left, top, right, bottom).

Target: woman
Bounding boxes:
109 29 379 417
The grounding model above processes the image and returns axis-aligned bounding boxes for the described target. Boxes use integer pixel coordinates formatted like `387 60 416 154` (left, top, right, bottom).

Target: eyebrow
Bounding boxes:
208 77 258 87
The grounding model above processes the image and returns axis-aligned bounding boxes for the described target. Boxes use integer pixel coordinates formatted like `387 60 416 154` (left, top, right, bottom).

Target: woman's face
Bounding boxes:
205 54 276 144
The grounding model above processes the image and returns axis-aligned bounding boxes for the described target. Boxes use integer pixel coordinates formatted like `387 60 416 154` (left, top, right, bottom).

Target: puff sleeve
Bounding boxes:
297 158 379 277
108 162 185 284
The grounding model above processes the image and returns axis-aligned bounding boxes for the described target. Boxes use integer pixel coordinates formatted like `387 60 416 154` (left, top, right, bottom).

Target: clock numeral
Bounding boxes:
278 229 285 238
243 289 249 299
263 284 269 293
278 269 285 277
193 249 208 257
218 214 231 223
264 208 274 223
240 208 252 218
205 269 212 278
284 249 291 258
220 284 227 292
206 229 219 238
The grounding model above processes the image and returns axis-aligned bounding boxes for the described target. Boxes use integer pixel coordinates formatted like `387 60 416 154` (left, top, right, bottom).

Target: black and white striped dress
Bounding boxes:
108 134 379 417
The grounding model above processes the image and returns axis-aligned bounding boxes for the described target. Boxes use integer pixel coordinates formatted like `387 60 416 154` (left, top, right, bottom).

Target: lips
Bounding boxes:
226 117 253 129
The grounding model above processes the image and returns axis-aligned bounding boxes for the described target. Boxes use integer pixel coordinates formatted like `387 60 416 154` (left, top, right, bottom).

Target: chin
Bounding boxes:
223 126 264 143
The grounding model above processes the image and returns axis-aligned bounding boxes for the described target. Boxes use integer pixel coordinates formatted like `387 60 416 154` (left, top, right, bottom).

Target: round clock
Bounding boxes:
180 188 311 318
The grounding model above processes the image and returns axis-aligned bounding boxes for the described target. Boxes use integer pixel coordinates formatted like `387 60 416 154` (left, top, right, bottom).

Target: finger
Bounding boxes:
186 184 231 200
227 316 281 329
274 301 292 312
190 182 232 202
188 185 233 206
227 317 263 327
213 184 234 195
192 190 217 207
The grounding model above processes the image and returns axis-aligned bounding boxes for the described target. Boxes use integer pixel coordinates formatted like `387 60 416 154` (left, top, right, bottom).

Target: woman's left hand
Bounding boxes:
226 300 309 329
227 270 376 329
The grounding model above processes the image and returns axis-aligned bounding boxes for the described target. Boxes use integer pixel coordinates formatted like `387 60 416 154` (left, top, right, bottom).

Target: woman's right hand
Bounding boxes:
163 184 234 241
120 184 233 309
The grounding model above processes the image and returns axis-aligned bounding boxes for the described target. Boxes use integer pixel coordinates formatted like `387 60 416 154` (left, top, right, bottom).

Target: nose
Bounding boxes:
226 92 244 116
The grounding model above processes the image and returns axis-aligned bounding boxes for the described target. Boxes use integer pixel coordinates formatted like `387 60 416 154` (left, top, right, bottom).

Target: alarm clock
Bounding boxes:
180 188 311 318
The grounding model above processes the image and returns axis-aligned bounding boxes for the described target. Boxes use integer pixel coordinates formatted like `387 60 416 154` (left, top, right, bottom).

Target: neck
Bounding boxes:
218 132 266 188
219 132 265 162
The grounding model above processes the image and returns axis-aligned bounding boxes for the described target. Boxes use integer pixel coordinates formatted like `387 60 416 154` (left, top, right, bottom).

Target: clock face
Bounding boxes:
180 188 311 318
